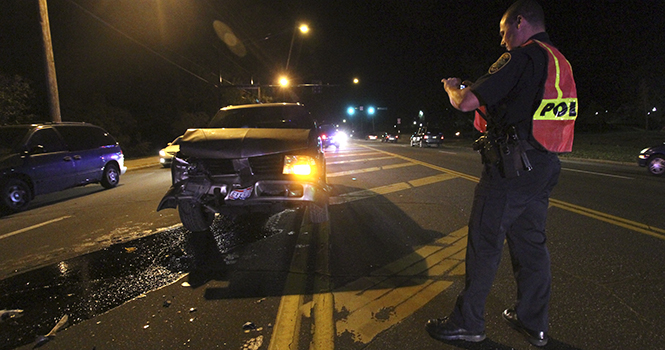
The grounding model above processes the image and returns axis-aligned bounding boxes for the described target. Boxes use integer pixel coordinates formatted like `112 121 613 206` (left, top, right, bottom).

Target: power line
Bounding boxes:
64 0 211 84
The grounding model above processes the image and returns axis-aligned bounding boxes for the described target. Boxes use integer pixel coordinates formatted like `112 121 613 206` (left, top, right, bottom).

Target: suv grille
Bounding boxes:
249 154 283 175
202 159 235 174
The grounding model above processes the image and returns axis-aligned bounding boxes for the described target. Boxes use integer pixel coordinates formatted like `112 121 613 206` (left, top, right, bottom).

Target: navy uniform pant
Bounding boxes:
450 150 561 333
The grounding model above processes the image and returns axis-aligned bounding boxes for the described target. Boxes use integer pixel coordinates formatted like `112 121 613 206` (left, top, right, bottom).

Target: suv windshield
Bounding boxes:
0 126 31 154
208 105 314 129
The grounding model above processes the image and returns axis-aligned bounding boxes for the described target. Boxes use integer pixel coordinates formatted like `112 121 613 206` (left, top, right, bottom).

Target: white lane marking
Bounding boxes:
562 167 633 180
0 216 73 241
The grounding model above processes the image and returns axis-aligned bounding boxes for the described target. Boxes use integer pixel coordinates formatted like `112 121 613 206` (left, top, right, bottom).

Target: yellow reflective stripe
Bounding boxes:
534 98 578 120
535 40 563 99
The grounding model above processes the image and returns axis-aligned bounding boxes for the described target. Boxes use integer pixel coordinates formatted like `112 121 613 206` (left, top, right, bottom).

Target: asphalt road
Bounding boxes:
0 156 180 279
2 140 665 350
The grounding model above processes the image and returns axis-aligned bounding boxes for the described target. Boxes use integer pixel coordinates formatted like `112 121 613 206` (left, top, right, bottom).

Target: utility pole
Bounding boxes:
38 0 61 122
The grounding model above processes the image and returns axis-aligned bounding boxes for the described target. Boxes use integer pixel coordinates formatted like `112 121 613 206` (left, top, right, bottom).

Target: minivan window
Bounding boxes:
0 127 30 154
27 128 67 153
56 126 117 151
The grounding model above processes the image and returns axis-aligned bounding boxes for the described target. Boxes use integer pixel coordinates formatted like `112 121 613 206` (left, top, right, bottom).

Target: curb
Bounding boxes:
124 156 161 171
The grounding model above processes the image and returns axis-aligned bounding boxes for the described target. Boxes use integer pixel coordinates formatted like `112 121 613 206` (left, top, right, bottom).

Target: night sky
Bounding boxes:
2 0 665 132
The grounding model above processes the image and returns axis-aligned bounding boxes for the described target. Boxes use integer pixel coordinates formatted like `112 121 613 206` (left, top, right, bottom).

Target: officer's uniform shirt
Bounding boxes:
469 32 551 143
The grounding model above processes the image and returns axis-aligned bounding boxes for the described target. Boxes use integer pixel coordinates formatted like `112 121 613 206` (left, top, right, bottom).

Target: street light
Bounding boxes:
285 23 309 71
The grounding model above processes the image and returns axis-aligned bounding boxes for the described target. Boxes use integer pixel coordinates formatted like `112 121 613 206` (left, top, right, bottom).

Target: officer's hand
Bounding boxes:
441 77 462 92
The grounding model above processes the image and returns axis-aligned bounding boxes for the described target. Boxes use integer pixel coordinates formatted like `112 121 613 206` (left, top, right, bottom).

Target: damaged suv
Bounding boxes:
157 103 329 232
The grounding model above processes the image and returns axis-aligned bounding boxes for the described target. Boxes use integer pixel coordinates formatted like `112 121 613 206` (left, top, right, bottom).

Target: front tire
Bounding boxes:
101 163 120 189
648 156 665 175
178 200 215 232
1 179 31 213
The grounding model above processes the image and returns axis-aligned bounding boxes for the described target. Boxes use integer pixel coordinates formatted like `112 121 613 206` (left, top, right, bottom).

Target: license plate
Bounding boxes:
226 186 253 200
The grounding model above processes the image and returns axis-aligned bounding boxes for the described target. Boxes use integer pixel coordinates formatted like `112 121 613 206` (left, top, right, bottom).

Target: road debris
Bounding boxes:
242 335 263 350
34 314 68 347
242 321 257 332
0 309 24 322
224 253 239 265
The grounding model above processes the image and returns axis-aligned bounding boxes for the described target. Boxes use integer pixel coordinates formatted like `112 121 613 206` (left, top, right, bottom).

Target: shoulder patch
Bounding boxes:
489 53 511 74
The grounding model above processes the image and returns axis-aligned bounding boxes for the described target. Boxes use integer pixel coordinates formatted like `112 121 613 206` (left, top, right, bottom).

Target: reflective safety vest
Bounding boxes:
474 40 578 153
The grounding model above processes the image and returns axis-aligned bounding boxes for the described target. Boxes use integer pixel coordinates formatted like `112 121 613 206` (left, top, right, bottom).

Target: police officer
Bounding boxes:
425 0 577 347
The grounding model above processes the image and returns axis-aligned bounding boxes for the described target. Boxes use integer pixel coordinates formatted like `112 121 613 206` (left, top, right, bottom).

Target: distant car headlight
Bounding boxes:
332 132 347 144
283 155 317 176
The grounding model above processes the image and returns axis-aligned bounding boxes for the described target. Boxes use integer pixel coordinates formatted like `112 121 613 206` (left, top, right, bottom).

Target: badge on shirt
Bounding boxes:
489 53 511 74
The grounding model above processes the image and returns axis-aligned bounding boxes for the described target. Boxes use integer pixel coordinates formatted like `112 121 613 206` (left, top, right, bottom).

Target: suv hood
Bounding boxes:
179 128 313 159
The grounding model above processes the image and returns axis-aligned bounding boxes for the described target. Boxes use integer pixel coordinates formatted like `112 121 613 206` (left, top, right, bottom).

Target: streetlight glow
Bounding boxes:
279 77 289 87
286 23 310 71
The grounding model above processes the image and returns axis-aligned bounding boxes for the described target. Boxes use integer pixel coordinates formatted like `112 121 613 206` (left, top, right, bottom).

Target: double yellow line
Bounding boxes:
268 208 334 350
365 145 665 241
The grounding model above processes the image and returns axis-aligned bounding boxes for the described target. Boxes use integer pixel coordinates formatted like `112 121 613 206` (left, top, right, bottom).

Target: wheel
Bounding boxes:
647 156 665 176
100 163 120 189
178 200 215 232
309 201 329 224
1 179 31 213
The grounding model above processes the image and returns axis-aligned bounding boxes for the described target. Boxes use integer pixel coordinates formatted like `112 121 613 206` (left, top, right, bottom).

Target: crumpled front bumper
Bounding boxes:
157 176 329 212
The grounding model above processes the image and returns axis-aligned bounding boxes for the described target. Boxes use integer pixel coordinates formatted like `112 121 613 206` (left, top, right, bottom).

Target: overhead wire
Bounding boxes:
63 0 213 84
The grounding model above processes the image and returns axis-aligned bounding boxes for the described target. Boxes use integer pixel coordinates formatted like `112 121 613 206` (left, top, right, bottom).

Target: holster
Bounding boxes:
474 127 533 178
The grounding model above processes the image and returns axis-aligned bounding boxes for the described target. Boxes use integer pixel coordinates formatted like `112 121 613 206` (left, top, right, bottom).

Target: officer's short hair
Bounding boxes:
505 0 545 27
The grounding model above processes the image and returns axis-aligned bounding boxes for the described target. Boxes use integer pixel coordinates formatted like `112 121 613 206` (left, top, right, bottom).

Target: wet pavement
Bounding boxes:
0 207 297 350
0 228 188 349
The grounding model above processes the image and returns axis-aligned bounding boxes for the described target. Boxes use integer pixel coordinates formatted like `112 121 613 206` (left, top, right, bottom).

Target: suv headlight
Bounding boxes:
283 155 317 176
